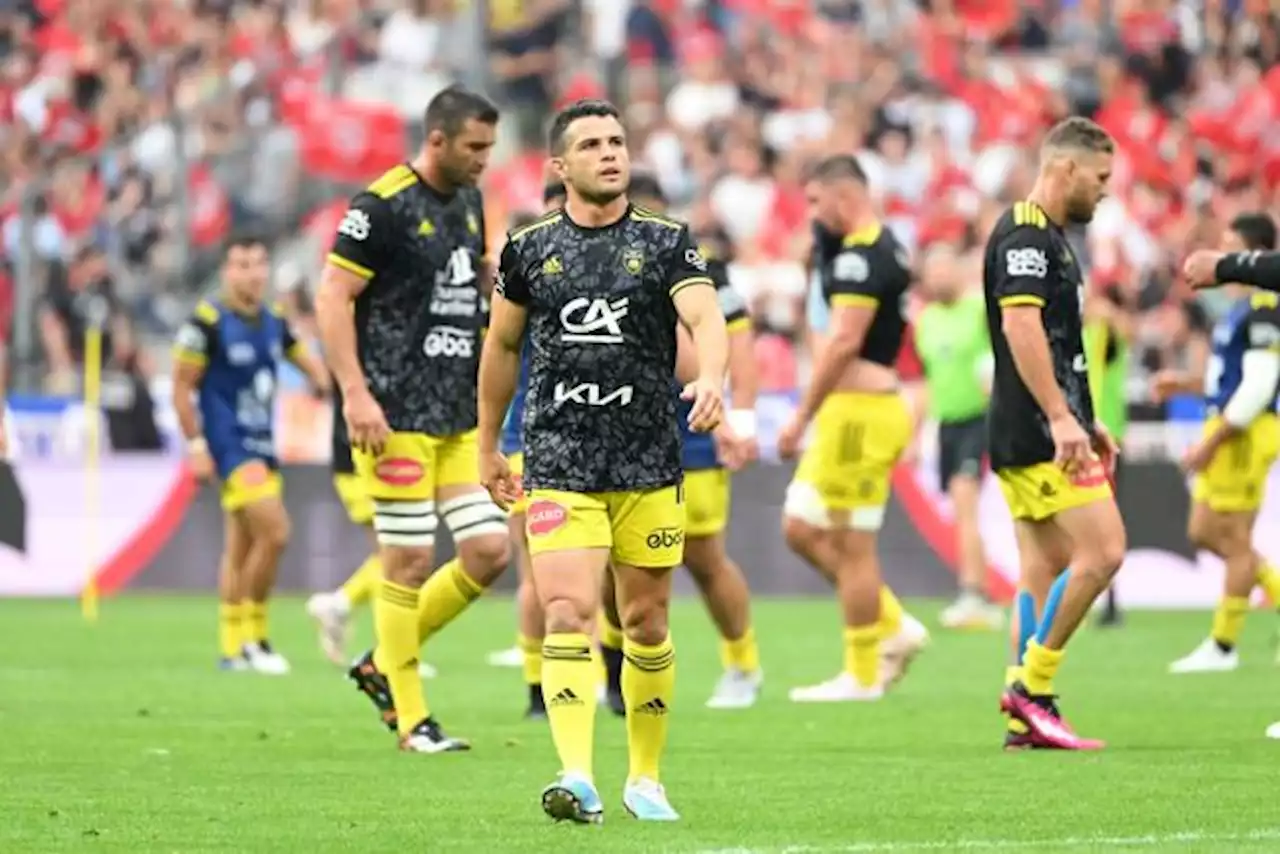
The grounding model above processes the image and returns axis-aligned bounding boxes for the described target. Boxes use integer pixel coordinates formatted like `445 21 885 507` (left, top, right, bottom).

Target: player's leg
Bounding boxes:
1169 502 1246 672
216 508 253 670
938 422 1002 631
414 431 510 646
511 515 548 717
306 475 379 665
527 490 611 824
611 485 685 821
683 469 762 709
1000 464 1124 749
225 460 291 674
599 566 627 716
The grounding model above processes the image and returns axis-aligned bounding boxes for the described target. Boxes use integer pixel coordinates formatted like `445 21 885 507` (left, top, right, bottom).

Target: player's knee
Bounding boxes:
783 481 832 539
1080 529 1126 581
783 515 820 556
543 595 594 635
1217 519 1253 557
680 538 721 582
265 513 291 551
619 595 669 646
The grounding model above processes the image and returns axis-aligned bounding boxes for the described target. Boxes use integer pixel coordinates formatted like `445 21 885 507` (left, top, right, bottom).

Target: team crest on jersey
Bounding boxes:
622 248 644 275
466 211 479 234
543 255 563 275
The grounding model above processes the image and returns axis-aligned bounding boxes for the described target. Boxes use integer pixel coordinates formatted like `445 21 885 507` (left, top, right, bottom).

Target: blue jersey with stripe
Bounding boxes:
173 299 299 479
500 340 532 455
1205 292 1280 413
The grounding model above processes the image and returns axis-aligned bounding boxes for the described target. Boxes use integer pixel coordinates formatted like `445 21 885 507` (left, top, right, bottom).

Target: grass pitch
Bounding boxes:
2 596 1279 853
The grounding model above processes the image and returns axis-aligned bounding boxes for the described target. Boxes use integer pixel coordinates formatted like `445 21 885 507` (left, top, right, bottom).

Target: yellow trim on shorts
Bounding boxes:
998 295 1045 308
327 253 374 280
726 317 751 333
832 294 878 309
172 348 207 366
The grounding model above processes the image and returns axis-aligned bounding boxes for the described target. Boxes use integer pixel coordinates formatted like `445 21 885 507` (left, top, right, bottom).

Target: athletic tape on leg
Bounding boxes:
373 499 437 547
1016 589 1037 664
439 492 508 542
1035 570 1071 646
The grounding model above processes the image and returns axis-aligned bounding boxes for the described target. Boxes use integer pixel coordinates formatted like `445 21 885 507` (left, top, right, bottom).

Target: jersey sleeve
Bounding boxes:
710 261 750 331
327 192 394 281
1217 250 1280 290
1246 297 1280 353
172 303 219 368
991 227 1053 308
666 226 716 299
496 238 530 306
827 244 889 308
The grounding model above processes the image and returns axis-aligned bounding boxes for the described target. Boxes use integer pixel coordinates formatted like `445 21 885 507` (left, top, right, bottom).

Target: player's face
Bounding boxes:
1065 150 1112 224
922 248 959 300
554 115 630 204
433 118 497 187
223 244 270 305
804 178 858 234
1218 229 1253 298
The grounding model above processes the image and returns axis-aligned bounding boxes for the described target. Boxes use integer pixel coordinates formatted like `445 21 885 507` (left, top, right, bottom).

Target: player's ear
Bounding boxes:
550 156 568 183
425 128 448 150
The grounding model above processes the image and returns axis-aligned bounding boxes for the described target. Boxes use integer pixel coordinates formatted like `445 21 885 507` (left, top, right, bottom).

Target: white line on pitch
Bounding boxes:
693 828 1280 853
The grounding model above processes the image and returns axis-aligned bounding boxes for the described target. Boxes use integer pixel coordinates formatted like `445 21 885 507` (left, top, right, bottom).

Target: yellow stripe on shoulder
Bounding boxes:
509 211 562 243
630 206 682 229
194 300 219 324
1012 201 1047 229
367 164 418 199
1251 292 1279 309
998 295 1046 308
842 223 882 247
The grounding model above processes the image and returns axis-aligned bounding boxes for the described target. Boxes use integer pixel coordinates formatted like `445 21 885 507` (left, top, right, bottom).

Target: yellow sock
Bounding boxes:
1211 596 1250 649
843 625 880 688
340 554 382 608
218 602 243 658
542 633 598 778
1256 562 1280 606
599 611 624 650
1004 665 1028 734
374 580 429 735
622 635 675 782
244 601 267 643
1022 640 1064 696
878 586 904 636
720 627 760 674
519 633 543 686
416 559 484 643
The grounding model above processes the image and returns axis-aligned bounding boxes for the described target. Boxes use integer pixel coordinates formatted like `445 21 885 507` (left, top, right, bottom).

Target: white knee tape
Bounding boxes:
373 499 437 547
783 480 833 530
439 492 508 543
849 505 886 532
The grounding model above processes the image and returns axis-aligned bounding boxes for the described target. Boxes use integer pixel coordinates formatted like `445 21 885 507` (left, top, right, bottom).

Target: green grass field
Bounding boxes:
3 596 1279 853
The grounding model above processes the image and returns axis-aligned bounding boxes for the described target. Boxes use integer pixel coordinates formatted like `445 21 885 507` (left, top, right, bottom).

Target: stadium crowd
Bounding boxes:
1 0 1278 402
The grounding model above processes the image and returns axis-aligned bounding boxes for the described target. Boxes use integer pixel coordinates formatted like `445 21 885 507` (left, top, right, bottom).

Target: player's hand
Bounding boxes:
1149 369 1186 403
681 377 724 434
1048 413 1092 474
713 423 748 472
1092 420 1120 475
187 439 214 481
776 414 806 461
480 450 519 511
311 372 332 400
1183 250 1225 290
1181 440 1214 474
343 386 390 456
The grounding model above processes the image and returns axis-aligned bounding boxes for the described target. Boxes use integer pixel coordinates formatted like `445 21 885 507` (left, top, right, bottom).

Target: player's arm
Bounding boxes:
794 246 879 425
1205 301 1280 454
171 309 215 449
994 228 1072 422
1216 251 1280 290
315 194 389 397
280 314 331 397
718 261 760 436
670 231 727 387
478 241 529 455
674 323 699 384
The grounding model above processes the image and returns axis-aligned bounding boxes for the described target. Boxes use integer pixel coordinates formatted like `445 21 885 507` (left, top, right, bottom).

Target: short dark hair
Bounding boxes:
628 172 666 206
547 99 621 156
424 85 499 137
226 231 267 253
1042 116 1115 155
807 154 868 185
543 182 567 205
1229 212 1278 251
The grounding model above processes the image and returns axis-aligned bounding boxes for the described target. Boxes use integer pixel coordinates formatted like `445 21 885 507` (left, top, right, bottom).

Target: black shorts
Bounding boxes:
938 415 986 490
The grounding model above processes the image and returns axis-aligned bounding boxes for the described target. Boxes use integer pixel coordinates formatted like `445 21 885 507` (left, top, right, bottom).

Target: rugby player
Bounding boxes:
984 117 1124 751
315 85 510 752
303 383 437 677
594 174 763 711
172 233 330 674
479 98 728 823
915 242 1002 631
1165 214 1280 673
779 157 926 702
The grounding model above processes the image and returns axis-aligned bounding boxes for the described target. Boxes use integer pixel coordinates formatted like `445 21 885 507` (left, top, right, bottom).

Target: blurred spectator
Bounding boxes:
37 244 117 393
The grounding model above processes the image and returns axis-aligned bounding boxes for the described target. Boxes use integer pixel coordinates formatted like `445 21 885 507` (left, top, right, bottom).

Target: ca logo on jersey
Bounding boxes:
560 297 628 344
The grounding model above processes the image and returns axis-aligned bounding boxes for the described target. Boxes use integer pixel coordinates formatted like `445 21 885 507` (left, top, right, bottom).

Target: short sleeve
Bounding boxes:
496 239 530 306
327 192 393 281
667 225 716 298
827 246 885 308
711 261 750 330
1246 300 1280 353
173 306 218 367
991 227 1052 309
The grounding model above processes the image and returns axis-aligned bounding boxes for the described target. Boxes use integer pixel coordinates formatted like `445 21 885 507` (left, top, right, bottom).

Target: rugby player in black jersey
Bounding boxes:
984 117 1123 751
776 155 919 703
315 85 511 753
479 99 728 824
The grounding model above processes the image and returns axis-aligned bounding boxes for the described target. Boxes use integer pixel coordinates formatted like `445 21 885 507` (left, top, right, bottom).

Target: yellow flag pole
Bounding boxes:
81 319 103 622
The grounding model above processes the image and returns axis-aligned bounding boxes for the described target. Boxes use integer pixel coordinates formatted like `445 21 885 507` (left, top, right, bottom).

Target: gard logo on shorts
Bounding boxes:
646 527 684 550
375 458 425 486
527 500 568 536
1069 460 1107 489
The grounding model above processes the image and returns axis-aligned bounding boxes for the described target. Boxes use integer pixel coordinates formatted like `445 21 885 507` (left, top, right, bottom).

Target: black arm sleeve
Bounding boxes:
1216 251 1280 291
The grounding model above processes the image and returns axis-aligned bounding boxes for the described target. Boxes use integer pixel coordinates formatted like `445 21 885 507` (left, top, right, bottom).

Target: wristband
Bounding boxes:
187 437 208 454
726 409 757 439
